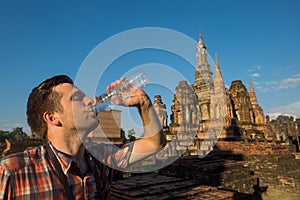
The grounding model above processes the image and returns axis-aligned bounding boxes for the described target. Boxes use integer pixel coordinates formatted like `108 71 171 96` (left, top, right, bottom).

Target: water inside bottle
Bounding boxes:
93 70 149 112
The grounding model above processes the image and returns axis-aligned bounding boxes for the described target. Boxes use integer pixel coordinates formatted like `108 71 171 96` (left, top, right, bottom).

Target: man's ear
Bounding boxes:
43 111 62 126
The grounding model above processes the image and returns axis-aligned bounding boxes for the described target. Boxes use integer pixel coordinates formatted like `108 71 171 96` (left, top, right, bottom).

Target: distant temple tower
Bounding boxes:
249 80 265 124
170 81 199 132
192 34 213 133
153 95 168 129
209 55 227 138
169 80 199 154
210 55 226 120
229 80 254 124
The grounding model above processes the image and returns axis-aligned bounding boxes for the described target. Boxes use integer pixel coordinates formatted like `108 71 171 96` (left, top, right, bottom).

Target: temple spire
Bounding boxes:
213 54 224 88
249 80 265 124
211 55 226 121
196 32 209 67
249 80 259 106
199 32 206 49
215 54 220 71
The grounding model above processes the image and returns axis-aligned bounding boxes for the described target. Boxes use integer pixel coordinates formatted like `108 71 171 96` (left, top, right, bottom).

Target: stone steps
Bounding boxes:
159 156 257 194
111 174 235 200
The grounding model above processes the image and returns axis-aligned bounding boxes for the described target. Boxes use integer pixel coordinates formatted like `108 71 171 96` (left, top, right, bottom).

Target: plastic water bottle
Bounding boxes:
93 71 149 112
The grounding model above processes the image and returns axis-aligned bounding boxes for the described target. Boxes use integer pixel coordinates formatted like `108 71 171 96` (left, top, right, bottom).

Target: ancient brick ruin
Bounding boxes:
155 34 300 156
111 34 300 199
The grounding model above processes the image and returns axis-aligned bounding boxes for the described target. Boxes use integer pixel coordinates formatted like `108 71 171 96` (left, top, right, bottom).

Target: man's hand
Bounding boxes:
107 77 165 164
107 78 151 109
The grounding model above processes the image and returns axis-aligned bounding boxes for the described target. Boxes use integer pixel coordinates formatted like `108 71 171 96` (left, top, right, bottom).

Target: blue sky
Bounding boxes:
0 0 300 133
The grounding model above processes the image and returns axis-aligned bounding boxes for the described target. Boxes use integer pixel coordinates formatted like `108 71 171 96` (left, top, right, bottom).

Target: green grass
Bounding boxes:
262 187 300 200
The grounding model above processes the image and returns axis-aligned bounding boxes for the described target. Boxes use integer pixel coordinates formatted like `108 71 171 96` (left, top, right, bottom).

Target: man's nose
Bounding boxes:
84 97 94 106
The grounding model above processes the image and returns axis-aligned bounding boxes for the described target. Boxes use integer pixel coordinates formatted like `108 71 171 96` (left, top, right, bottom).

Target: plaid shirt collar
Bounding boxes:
48 142 95 175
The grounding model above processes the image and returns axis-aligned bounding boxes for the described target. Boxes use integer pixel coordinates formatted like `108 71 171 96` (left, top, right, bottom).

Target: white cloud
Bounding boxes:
276 73 300 90
268 100 300 119
255 85 270 92
248 65 261 72
255 72 300 92
255 65 261 70
250 73 260 78
253 81 260 85
248 65 261 79
265 80 277 85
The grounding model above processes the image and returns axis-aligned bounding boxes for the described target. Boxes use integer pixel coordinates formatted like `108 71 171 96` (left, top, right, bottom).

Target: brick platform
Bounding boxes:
111 174 235 200
159 156 257 194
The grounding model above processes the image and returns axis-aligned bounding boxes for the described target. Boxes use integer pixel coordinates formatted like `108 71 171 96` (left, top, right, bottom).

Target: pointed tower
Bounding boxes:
249 80 265 124
192 33 213 133
212 55 224 93
211 55 226 120
210 55 227 138
194 33 213 86
196 33 207 64
249 80 259 106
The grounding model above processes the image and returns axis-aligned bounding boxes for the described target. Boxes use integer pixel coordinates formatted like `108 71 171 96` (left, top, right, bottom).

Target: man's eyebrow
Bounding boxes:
70 90 85 99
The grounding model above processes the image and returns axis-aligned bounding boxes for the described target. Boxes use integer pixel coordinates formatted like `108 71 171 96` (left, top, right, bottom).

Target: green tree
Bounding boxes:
9 127 28 141
0 130 10 143
127 129 136 141
277 115 294 122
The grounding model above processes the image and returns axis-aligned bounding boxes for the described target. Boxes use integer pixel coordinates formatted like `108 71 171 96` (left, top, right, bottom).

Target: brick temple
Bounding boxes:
110 34 300 199
154 34 300 155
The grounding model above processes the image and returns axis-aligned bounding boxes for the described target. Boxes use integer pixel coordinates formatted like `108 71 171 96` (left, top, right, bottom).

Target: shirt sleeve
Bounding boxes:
87 142 133 169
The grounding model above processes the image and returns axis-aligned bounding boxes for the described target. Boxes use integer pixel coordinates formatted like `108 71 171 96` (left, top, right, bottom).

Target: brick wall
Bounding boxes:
159 141 300 194
215 141 292 156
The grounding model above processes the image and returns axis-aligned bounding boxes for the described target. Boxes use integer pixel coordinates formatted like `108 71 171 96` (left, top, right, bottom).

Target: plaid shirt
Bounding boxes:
0 142 132 200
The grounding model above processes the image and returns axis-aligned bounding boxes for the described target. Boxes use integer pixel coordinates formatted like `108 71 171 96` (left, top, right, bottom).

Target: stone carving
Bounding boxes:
153 95 168 128
1 139 11 157
170 95 180 126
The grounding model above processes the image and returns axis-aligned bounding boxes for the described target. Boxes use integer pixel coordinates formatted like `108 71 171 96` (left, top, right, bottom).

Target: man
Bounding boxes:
0 75 164 199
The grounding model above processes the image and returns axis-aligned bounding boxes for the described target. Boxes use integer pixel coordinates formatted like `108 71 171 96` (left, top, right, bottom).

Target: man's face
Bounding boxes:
54 83 99 136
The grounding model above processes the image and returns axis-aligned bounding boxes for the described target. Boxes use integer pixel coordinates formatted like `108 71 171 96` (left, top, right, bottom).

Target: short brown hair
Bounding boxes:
26 75 73 139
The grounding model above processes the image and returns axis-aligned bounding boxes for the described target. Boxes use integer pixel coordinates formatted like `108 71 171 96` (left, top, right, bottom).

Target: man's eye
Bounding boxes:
72 96 83 101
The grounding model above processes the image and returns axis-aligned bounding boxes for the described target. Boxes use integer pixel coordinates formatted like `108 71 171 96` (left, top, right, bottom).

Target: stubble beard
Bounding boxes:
64 127 81 146
67 120 99 145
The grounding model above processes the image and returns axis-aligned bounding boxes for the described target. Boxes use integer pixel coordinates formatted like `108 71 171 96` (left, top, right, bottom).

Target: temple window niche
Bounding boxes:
213 103 222 119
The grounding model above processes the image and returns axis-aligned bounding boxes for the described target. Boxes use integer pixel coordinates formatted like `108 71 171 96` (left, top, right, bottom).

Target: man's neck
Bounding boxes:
50 138 88 175
49 130 84 158
47 127 91 174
